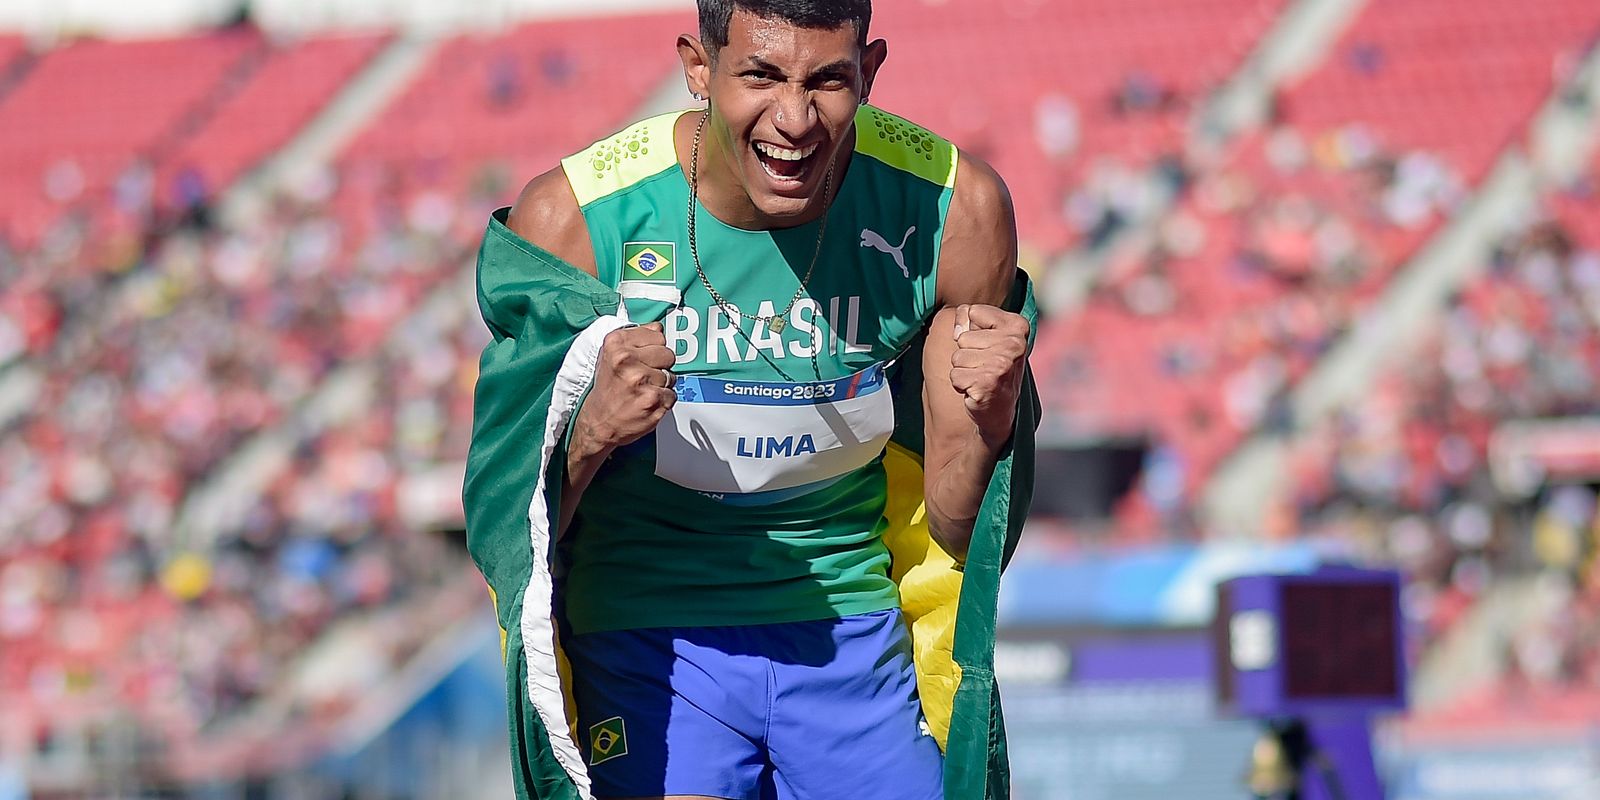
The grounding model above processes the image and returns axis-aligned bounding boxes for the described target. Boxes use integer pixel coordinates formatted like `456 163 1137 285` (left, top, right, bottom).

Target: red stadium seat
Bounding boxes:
0 31 262 246
159 34 388 192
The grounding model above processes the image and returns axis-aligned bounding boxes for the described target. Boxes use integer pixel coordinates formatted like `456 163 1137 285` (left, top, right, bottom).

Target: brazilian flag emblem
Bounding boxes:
589 716 628 765
622 242 675 282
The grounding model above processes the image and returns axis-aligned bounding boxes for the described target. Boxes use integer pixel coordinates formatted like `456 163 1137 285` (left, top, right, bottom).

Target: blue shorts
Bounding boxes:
564 609 945 800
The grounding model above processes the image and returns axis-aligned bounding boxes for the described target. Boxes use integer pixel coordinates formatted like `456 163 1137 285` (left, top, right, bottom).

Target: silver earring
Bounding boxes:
692 92 705 101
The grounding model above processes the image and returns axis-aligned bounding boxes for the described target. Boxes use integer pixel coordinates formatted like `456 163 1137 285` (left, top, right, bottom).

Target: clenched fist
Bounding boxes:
950 303 1029 445
572 321 677 457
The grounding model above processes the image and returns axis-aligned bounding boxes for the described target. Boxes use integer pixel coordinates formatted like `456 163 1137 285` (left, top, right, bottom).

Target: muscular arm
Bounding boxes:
922 153 1025 561
505 166 606 537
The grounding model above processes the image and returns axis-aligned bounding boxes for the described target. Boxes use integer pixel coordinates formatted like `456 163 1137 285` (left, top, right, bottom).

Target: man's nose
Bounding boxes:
772 89 815 139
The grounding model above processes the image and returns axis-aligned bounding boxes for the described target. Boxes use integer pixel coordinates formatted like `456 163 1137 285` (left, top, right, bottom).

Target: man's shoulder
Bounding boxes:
561 110 686 207
506 111 687 277
936 150 1017 308
850 105 1009 210
950 151 1011 224
852 105 958 190
847 106 1014 307
506 165 598 276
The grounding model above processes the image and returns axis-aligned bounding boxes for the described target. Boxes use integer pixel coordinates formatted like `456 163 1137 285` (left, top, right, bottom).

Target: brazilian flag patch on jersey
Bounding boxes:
622 242 675 282
589 716 628 765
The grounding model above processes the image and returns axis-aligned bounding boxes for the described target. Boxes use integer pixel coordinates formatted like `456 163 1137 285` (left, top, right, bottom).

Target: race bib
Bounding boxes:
654 364 895 504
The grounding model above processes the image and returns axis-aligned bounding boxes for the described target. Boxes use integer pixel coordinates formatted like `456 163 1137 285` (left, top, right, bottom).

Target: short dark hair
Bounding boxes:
698 0 872 52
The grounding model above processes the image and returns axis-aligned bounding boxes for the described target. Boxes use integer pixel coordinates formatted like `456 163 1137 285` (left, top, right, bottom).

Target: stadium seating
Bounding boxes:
1284 0 1600 181
0 35 28 75
869 0 1287 253
0 30 262 246
1032 0 1600 539
338 12 688 244
160 33 388 192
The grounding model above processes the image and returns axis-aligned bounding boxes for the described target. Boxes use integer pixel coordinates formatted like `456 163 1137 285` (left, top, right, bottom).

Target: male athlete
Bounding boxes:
497 1 1028 797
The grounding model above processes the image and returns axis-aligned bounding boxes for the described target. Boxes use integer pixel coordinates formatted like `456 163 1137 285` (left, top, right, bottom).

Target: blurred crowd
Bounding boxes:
0 153 499 774
1285 178 1600 694
1038 115 1468 541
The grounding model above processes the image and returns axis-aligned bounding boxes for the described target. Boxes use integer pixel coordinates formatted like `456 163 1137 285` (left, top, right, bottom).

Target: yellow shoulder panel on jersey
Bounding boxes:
562 111 686 207
854 105 958 189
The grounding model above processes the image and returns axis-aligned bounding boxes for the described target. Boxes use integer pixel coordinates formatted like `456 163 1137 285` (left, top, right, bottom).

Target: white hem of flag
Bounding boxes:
520 313 630 798
618 280 682 305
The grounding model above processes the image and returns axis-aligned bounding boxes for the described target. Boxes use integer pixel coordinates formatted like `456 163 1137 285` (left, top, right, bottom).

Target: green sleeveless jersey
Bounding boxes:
558 106 957 633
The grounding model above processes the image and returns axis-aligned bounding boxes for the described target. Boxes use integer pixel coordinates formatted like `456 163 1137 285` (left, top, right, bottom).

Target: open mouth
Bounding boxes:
753 141 821 189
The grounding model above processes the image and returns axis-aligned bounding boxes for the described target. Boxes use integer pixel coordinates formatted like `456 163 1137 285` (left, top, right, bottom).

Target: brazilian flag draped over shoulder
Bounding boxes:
464 207 1040 799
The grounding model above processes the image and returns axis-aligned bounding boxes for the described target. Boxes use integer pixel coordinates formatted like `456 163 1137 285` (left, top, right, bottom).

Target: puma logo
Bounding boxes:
860 226 915 278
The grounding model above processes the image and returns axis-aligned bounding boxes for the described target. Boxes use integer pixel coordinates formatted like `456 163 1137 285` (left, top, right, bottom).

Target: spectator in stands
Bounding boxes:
43 159 84 205
1065 159 1151 250
487 52 522 108
538 48 574 86
1033 93 1079 161
1111 70 1178 116
114 159 156 224
1344 41 1385 77
170 165 213 231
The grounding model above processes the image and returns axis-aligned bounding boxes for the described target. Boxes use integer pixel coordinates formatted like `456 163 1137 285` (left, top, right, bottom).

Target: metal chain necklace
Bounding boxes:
686 110 835 336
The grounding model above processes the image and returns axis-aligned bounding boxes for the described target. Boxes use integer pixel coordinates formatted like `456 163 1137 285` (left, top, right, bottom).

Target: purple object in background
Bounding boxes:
1064 633 1213 684
1215 566 1408 718
1304 715 1388 800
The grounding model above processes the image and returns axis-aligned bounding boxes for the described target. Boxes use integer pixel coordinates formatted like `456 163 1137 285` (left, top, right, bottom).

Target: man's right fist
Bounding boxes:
571 321 677 456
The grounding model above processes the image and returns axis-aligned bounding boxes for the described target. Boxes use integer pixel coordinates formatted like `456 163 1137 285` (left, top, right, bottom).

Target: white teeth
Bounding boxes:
755 142 817 161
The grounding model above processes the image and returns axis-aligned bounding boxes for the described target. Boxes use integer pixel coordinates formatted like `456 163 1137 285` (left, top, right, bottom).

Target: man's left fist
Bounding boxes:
950 303 1030 445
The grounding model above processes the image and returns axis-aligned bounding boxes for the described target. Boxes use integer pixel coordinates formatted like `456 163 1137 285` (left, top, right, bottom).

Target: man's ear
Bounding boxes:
678 34 713 99
860 38 888 101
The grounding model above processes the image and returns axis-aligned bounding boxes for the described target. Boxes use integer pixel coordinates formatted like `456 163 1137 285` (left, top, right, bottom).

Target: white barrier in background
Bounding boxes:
0 0 693 38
